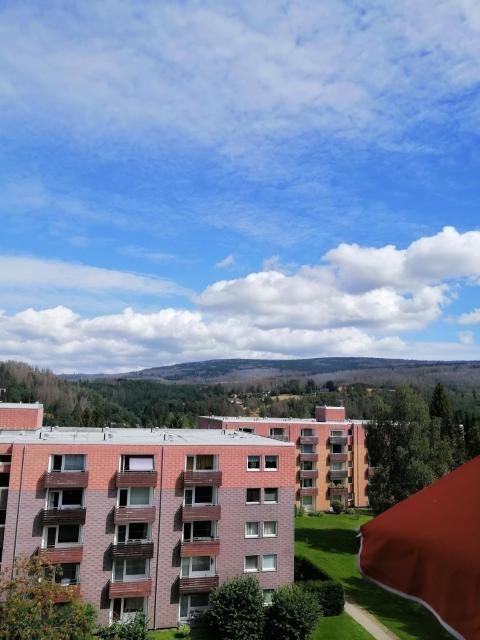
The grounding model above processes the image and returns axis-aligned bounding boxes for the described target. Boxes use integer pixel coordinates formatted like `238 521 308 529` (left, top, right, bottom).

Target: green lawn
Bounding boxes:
295 512 452 640
149 629 209 640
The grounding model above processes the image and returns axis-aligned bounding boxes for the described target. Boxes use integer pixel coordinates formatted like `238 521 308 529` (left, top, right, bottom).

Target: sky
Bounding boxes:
1 0 480 373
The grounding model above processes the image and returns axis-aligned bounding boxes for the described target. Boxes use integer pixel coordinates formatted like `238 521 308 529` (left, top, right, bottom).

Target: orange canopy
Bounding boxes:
358 456 480 640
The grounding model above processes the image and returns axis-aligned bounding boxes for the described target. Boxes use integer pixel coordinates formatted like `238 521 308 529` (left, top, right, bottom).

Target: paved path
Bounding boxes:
345 601 399 640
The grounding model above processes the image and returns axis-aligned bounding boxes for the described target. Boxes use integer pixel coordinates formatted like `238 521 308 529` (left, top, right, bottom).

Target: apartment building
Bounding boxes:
198 406 371 512
0 404 295 628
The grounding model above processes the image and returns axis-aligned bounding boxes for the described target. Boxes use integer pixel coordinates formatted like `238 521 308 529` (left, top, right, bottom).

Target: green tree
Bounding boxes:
96 613 148 640
206 575 265 640
264 584 321 640
430 383 465 465
0 556 96 640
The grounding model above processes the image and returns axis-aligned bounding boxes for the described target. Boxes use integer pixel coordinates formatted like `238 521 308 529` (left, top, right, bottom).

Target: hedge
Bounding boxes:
294 556 329 582
301 579 345 616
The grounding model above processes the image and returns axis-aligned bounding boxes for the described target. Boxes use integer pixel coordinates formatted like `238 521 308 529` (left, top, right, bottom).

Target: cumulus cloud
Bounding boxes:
456 308 480 325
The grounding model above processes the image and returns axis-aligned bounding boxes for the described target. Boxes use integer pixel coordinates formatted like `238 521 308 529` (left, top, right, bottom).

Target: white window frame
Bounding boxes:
179 593 210 622
245 521 260 538
264 455 278 471
117 487 153 507
42 524 82 549
300 444 314 454
246 488 261 504
184 486 217 507
263 488 278 504
49 454 86 472
181 556 216 578
183 520 217 542
262 554 277 572
185 455 217 471
300 478 315 488
46 488 84 510
270 428 285 437
330 430 344 437
301 428 314 437
120 455 154 472
244 555 259 573
111 597 147 624
114 523 151 544
263 521 278 537
112 558 149 583
263 589 274 606
54 563 80 586
247 455 261 471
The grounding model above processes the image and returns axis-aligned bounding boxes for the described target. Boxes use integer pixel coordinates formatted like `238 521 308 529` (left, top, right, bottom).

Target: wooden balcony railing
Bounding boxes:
113 506 156 524
111 542 154 560
329 436 348 445
299 453 318 463
299 470 318 480
40 508 86 526
179 575 219 594
108 579 152 598
38 546 83 564
299 436 318 445
53 584 80 603
43 471 88 489
298 487 318 497
180 539 220 557
182 471 223 487
329 470 348 480
182 505 221 522
115 471 158 488
329 486 348 497
329 453 348 463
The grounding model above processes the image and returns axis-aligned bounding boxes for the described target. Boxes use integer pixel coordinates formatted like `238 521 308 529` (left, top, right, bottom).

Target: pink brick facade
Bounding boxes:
198 406 370 512
0 411 295 629
0 403 43 430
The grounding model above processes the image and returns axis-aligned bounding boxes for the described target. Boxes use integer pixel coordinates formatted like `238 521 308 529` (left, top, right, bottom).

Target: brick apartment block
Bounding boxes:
0 404 295 628
198 405 372 512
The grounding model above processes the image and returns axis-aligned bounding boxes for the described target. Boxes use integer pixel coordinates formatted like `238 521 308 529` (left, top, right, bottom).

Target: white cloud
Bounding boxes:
2 2 480 153
458 330 475 345
456 308 480 325
215 254 235 269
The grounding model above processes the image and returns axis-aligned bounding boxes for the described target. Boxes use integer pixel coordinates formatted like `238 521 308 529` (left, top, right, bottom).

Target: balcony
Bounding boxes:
299 436 318 445
299 453 318 463
44 472 89 489
299 470 318 480
269 434 289 442
179 575 219 594
114 506 156 524
329 469 348 480
298 487 318 497
111 542 154 560
367 467 376 479
109 579 152 598
182 471 222 487
40 508 86 526
181 539 220 557
329 486 348 497
115 471 158 488
329 453 348 463
182 505 221 522
329 436 348 446
38 546 83 564
54 584 80 603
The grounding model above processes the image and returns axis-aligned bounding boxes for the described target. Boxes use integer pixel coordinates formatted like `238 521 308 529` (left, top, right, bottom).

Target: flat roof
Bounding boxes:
200 416 366 425
0 427 294 447
0 402 43 409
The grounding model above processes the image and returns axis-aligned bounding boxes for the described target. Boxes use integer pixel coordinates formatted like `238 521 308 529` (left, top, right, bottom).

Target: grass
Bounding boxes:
149 629 209 640
312 611 374 639
295 512 452 640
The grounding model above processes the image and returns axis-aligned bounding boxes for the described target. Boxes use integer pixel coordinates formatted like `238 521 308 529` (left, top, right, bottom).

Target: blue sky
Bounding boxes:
1 1 480 372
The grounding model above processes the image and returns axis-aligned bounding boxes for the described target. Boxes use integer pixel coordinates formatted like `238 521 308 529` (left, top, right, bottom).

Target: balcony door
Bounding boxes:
181 556 215 578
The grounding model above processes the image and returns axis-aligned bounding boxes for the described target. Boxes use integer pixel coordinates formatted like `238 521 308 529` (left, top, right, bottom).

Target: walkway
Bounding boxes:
345 601 399 640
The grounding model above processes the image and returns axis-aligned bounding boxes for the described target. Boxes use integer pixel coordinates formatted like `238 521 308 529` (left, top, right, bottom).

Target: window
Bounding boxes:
301 460 315 471
262 554 277 572
263 589 274 606
54 563 79 586
244 555 258 572
50 454 86 472
270 428 285 438
330 444 343 454
247 455 261 471
186 455 216 471
301 428 314 437
113 558 148 582
184 486 215 506
44 524 81 548
301 478 314 488
263 521 277 537
47 488 83 510
300 444 314 454
246 488 261 504
330 430 344 437
245 522 260 538
301 496 313 510
118 487 152 507
115 523 150 544
112 597 146 623
239 427 255 433
0 455 11 463
264 455 278 471
179 593 209 621
181 556 215 578
121 455 154 471
348 445 353 452
330 462 343 470
183 521 216 542
264 488 278 503
348 461 353 468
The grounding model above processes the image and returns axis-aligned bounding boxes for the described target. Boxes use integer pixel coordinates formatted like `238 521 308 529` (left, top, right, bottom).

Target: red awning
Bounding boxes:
358 456 480 640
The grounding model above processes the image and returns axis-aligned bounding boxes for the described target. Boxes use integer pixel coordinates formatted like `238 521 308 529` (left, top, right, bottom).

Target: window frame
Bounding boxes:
120 455 154 472
246 488 261 504
114 522 151 544
244 555 259 573
111 597 147 624
264 455 278 471
263 521 278 537
117 487 153 508
46 488 84 510
113 557 149 583
263 488 278 504
247 455 261 471
245 521 260 538
262 554 278 572
49 454 86 472
43 524 82 548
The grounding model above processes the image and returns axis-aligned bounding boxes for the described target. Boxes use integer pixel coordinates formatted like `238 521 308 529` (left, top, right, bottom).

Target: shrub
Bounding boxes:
264 584 321 640
176 623 191 638
206 575 264 640
294 555 329 582
302 580 345 616
331 500 344 514
96 613 148 640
